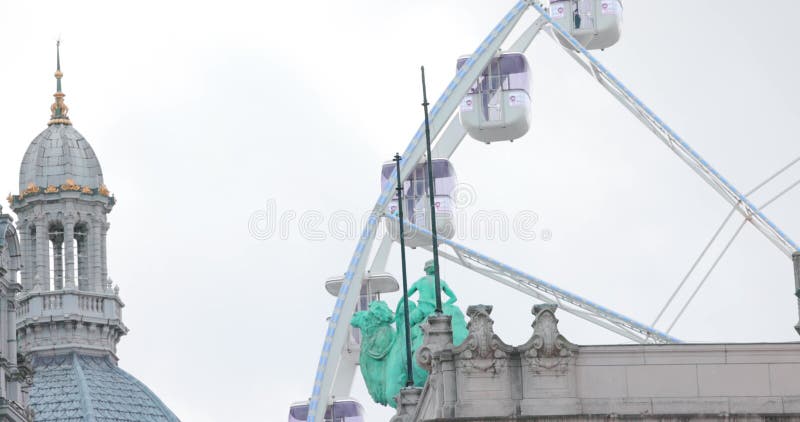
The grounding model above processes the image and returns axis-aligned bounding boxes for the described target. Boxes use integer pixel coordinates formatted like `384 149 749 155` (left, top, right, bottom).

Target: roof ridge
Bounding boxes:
72 353 97 422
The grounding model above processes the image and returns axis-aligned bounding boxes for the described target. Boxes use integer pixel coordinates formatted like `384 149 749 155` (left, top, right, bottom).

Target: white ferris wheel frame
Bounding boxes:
306 2 800 421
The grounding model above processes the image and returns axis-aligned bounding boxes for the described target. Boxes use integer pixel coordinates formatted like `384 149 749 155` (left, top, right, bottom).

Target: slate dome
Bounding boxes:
30 353 180 422
18 124 103 193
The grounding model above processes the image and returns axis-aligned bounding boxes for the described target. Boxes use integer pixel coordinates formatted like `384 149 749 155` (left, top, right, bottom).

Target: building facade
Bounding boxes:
393 304 800 421
0 212 33 422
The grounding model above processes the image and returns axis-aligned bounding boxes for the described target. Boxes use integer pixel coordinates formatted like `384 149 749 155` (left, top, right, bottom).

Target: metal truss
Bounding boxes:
384 214 680 344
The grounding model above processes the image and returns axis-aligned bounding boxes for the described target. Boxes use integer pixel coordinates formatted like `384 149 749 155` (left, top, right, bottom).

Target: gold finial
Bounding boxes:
49 40 71 126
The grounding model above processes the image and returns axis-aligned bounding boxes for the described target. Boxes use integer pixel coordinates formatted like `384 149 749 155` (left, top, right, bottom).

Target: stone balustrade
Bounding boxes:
16 289 121 320
15 288 127 356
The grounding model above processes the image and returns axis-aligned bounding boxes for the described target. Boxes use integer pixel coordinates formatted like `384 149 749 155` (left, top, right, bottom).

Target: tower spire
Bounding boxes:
49 40 71 126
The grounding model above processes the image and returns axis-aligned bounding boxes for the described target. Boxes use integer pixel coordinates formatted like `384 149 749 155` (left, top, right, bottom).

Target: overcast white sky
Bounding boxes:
3 1 800 420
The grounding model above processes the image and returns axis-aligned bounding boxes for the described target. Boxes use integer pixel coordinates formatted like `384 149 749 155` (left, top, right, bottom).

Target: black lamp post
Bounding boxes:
420 66 443 314
394 153 415 387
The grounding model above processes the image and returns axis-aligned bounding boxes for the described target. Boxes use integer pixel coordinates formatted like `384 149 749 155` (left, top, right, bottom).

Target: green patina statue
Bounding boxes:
351 260 468 408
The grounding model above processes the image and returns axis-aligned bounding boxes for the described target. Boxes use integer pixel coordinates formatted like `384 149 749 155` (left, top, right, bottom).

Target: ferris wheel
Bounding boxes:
300 1 800 421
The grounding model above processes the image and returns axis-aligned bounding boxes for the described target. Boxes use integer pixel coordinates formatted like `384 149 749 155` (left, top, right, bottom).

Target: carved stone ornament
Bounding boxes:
416 314 453 373
452 305 515 374
518 304 577 371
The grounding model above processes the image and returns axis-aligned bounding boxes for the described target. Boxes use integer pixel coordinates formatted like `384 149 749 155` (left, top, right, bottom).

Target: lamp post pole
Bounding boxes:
394 153 415 387
420 65 443 314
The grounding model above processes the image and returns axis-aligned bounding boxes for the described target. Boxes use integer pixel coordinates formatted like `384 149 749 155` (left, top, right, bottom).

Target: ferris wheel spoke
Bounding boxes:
390 214 680 344
530 2 798 258
666 220 748 334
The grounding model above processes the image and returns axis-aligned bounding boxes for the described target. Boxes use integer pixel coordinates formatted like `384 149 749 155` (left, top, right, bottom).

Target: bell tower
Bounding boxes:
8 42 127 358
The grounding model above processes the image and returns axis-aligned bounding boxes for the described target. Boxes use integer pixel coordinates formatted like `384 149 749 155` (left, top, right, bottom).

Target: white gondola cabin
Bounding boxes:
325 272 399 345
288 398 365 422
549 0 623 51
458 53 532 143
381 159 457 248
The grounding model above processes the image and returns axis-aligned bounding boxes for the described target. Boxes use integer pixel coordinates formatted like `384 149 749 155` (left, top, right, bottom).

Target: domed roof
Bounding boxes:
30 353 180 422
18 124 103 193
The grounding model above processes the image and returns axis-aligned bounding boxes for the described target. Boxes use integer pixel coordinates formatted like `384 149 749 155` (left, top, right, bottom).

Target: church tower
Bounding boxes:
7 44 180 422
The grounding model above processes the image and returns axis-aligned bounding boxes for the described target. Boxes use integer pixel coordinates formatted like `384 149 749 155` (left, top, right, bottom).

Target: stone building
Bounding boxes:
5 46 180 421
0 212 33 421
393 304 800 421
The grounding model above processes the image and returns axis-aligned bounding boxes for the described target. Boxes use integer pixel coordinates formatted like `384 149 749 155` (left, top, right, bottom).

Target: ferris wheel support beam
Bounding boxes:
307 2 536 420
383 214 680 344
530 3 799 259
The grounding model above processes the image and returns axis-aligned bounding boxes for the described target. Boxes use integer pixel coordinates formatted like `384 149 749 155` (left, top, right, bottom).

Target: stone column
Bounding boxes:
78 233 88 291
17 222 31 290
391 387 423 422
417 314 454 372
416 314 455 419
53 240 63 290
90 218 102 292
35 218 49 290
6 299 17 402
64 220 75 289
101 221 109 290
0 295 6 360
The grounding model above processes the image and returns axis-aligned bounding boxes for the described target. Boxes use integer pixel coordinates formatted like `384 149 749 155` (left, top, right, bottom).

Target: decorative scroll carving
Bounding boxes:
519 304 576 371
453 305 514 374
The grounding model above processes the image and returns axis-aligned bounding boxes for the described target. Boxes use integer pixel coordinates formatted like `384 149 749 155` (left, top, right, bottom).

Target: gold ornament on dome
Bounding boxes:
47 41 71 126
6 194 12 205
61 179 81 191
49 94 70 125
98 184 110 197
81 186 92 194
45 185 59 194
23 183 40 196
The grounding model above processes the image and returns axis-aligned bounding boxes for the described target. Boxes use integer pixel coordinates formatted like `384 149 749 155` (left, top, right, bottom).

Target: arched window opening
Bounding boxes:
29 225 37 288
3 228 20 286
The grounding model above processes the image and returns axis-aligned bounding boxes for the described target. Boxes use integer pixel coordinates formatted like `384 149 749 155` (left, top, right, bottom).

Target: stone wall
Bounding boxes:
394 304 800 422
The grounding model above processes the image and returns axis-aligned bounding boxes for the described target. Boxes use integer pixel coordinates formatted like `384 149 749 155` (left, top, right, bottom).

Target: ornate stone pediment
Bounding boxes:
518 304 577 371
452 305 514 374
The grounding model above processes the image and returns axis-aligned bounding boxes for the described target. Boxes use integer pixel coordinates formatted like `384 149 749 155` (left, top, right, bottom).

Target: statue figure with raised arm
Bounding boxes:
406 260 457 325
